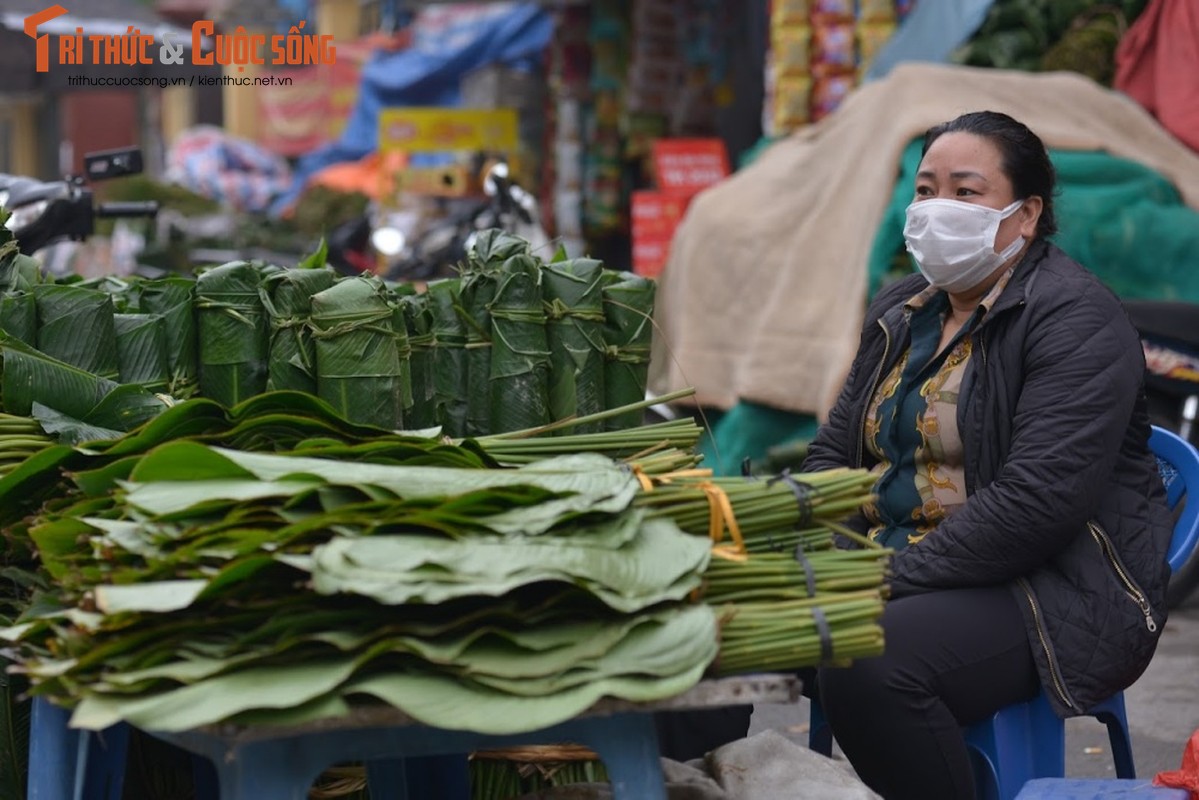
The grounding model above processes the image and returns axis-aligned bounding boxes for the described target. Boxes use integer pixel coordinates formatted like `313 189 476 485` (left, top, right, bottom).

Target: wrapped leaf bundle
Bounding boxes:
138 277 198 397
601 272 656 431
0 292 36 346
489 254 551 434
460 269 498 437
113 313 170 391
310 276 407 430
261 268 337 394
391 300 415 422
194 262 269 408
427 279 468 437
33 284 119 380
542 256 606 433
398 293 437 430
0 245 39 345
468 229 533 269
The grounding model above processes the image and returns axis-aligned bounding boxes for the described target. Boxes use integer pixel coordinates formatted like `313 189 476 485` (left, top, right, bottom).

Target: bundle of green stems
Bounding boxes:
712 590 887 675
702 549 891 604
635 467 878 548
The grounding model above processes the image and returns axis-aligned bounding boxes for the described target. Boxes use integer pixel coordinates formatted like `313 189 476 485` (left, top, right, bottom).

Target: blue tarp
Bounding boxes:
272 2 553 215
864 0 997 81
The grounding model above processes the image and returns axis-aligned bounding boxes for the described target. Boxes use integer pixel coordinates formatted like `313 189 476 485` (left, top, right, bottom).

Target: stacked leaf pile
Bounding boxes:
0 417 721 734
0 230 656 448
0 389 889 737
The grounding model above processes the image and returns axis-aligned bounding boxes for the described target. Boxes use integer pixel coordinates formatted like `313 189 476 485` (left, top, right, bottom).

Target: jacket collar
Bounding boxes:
878 238 1050 336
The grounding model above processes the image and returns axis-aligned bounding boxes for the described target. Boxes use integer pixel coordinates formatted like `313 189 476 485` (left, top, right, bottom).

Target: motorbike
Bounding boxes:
0 147 160 277
1123 299 1199 608
326 158 551 282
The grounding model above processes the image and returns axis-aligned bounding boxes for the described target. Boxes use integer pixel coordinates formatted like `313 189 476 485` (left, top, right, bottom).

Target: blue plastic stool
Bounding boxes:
809 688 1134 800
1015 778 1190 799
964 691 1135 800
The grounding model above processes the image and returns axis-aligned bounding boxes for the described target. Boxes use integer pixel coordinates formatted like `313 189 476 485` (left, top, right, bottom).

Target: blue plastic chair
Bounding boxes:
809 425 1199 800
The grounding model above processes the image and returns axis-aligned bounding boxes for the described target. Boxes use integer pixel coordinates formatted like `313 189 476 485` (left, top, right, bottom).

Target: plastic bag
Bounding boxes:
1154 727 1199 796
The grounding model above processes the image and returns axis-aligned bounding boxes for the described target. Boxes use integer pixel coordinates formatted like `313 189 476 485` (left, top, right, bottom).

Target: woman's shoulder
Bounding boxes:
1026 242 1126 313
1021 242 1140 345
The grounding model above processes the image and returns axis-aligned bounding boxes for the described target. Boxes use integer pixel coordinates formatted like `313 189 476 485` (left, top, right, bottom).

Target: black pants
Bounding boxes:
813 586 1040 800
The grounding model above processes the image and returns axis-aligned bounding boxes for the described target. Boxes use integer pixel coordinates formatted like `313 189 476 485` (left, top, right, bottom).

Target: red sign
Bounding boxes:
651 139 731 196
632 191 693 278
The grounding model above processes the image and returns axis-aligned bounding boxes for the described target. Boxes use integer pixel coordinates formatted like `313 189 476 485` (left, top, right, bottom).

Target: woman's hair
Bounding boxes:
922 111 1058 238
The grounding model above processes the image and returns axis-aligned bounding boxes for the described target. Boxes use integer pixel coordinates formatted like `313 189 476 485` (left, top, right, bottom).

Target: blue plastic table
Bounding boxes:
30 675 800 800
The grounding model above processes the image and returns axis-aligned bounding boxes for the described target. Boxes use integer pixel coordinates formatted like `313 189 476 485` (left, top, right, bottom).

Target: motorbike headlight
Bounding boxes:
4 200 49 232
370 227 406 258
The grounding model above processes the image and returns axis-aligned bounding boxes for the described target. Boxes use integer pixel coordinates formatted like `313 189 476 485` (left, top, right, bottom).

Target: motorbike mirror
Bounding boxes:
371 226 407 258
84 148 144 182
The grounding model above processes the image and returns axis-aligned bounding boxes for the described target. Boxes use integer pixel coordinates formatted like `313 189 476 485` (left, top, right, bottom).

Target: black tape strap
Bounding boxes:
768 468 814 529
741 457 753 477
812 606 834 665
793 544 818 597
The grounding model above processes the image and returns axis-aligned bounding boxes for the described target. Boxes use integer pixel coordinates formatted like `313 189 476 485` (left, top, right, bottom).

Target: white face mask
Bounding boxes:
903 198 1026 293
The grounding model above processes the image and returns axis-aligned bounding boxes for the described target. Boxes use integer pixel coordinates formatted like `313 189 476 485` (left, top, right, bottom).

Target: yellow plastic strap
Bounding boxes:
630 465 655 492
698 481 746 556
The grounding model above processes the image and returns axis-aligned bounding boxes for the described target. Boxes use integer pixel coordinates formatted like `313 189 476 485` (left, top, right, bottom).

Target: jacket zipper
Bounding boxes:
1088 521 1158 633
856 319 892 468
1017 577 1078 711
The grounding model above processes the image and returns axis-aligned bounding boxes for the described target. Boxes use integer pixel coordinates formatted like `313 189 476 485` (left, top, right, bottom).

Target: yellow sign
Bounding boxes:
378 108 519 153
395 165 474 197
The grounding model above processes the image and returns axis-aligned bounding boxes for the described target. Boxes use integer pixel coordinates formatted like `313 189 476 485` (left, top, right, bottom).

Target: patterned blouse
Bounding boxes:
862 268 1016 549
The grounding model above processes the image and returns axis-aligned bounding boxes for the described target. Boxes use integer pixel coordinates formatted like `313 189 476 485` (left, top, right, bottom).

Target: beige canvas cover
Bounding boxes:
649 62 1199 419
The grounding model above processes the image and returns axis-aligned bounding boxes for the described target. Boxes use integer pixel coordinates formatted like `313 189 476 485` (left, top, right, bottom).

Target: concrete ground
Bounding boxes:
749 590 1199 784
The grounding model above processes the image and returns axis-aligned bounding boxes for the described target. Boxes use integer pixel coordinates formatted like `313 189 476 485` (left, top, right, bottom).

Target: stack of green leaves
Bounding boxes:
3 443 718 736
542 255 607 435
309 276 410 430
601 273 656 432
195 261 270 408
261 267 338 394
0 331 167 447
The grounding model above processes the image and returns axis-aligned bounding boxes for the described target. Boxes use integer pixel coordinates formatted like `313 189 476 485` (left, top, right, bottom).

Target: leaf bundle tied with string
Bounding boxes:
489 254 552 434
113 313 170 392
33 284 120 380
542 255 607 434
195 262 270 408
398 292 437 430
310 275 409 430
261 268 338 394
428 279 468 437
460 268 498 437
601 272 656 431
0 232 41 346
137 276 198 397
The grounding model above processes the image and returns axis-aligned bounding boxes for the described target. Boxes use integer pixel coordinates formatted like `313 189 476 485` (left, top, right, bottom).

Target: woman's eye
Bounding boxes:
915 186 933 196
956 187 977 196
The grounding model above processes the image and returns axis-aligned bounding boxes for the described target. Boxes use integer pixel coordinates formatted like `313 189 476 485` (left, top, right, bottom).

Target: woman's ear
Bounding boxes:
1019 196 1044 238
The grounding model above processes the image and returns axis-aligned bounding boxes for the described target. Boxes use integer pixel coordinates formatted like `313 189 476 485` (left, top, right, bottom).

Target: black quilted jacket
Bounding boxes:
802 239 1173 718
